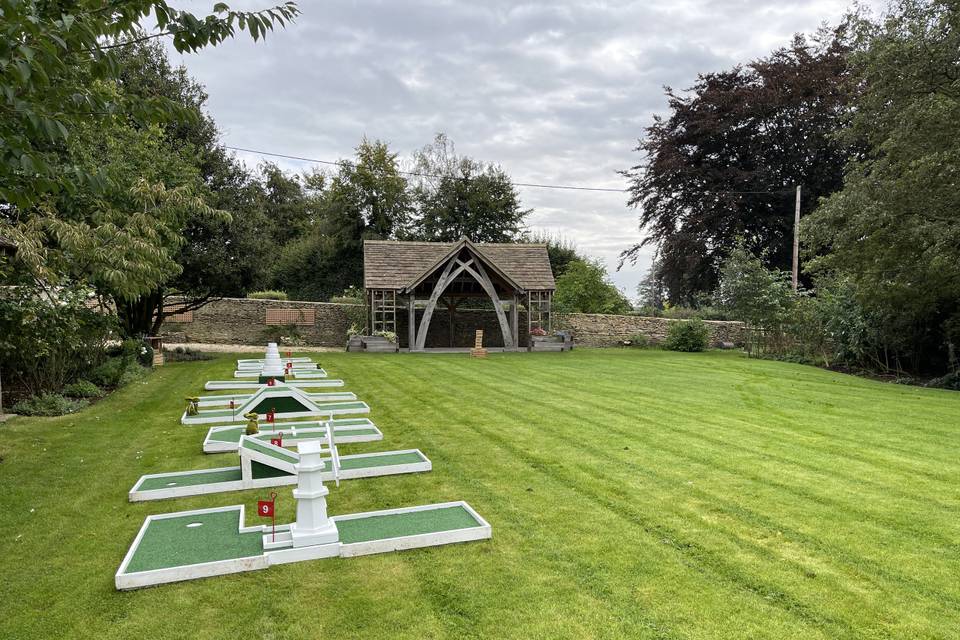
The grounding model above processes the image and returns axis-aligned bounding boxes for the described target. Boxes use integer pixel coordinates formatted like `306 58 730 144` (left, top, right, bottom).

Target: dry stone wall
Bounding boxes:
160 296 744 348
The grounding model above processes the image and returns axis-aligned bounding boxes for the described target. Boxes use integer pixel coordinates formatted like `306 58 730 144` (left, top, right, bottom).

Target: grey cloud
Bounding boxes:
168 0 873 298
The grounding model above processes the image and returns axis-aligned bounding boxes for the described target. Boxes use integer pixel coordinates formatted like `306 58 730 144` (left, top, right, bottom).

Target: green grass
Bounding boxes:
1 349 958 639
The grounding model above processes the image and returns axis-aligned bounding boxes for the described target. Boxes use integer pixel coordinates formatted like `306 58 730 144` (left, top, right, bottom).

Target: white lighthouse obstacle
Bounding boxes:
116 436 491 589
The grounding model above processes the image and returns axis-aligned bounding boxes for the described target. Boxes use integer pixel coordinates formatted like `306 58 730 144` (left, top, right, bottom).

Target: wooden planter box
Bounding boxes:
346 335 364 352
530 333 573 352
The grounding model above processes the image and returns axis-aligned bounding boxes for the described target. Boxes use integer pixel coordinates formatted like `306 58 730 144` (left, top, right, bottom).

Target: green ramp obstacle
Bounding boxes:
129 433 431 502
202 419 382 453
196 390 357 408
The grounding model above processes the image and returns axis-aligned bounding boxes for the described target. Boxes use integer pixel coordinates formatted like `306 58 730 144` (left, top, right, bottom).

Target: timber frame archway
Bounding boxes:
363 238 556 352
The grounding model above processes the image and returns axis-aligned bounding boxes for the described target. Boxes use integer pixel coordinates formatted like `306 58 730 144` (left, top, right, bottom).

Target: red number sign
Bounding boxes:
266 378 275 387
257 500 274 517
270 434 283 447
267 408 275 423
257 491 278 541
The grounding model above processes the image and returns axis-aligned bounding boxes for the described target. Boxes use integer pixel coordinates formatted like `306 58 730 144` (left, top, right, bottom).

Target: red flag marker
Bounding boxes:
270 433 283 447
257 492 278 541
267 408 276 423
267 378 275 387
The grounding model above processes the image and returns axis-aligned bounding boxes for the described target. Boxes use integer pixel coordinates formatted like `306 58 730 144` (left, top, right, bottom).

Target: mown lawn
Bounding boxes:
1 349 958 639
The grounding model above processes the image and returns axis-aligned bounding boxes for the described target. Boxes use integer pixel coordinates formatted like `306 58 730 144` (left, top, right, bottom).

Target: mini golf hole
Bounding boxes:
186 522 203 528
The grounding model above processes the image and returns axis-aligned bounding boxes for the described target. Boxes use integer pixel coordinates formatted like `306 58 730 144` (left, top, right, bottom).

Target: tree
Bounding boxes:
716 242 796 355
802 0 960 373
553 260 632 315
527 231 582 278
0 1 299 209
410 134 530 242
622 31 853 304
1 2 299 336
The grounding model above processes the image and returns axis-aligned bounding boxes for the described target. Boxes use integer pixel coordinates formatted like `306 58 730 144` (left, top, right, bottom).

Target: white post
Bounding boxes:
289 440 339 548
792 185 801 292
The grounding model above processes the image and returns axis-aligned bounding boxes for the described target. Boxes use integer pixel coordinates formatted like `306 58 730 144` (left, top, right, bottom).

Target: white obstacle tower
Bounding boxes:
288 440 339 548
261 342 285 380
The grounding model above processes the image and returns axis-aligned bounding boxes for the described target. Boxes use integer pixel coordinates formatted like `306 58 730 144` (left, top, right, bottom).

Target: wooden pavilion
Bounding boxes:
363 239 555 351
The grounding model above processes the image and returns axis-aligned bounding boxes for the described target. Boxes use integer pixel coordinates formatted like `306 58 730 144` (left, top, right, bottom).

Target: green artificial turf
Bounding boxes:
136 468 242 491
251 460 294 480
2 349 959 639
337 505 481 544
338 451 426 470
123 509 262 573
250 395 311 414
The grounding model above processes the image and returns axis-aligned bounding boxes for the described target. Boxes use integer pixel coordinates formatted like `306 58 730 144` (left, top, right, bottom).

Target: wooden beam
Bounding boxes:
414 256 460 351
407 293 415 350
511 293 519 351
462 259 514 350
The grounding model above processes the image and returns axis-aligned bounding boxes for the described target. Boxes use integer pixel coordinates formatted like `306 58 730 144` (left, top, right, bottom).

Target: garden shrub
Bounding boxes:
625 333 650 348
137 341 154 367
88 358 128 388
62 380 103 398
664 319 710 352
927 371 960 391
164 346 213 362
12 393 88 417
0 284 116 395
248 290 288 300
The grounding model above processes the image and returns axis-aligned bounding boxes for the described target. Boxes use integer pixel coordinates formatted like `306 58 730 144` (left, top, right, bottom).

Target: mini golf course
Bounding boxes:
195 390 357 407
115 501 491 589
115 343 488 588
129 446 432 501
202 418 382 453
205 378 345 390
181 384 371 424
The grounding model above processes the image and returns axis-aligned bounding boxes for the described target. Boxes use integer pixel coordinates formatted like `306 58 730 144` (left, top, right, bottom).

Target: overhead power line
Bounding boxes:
223 145 795 196
225 145 627 193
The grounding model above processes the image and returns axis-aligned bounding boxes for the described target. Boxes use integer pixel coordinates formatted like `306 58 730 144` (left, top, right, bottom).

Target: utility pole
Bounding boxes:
792 185 801 291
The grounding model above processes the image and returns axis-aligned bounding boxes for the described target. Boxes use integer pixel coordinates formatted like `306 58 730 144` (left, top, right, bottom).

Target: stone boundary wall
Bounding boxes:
160 296 745 349
161 297 362 347
559 313 745 347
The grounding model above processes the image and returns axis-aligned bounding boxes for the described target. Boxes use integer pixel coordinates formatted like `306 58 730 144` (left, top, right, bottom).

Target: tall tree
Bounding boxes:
0 1 298 210
410 134 530 242
0 2 299 335
622 31 853 304
803 0 960 373
553 260 632 315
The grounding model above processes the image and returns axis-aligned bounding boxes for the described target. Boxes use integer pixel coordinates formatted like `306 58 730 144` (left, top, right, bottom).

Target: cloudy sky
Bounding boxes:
166 0 869 298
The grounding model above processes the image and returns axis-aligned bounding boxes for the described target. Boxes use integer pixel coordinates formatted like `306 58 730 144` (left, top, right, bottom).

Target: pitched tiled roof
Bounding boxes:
364 240 555 291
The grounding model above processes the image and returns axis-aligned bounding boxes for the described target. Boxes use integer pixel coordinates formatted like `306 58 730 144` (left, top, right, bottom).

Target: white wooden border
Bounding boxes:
204 379 344 390
233 368 328 379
